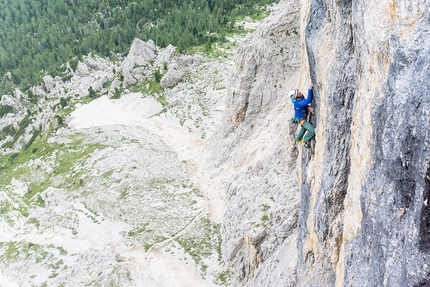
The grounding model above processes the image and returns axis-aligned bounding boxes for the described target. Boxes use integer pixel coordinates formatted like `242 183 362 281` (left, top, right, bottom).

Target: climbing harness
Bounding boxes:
299 119 306 126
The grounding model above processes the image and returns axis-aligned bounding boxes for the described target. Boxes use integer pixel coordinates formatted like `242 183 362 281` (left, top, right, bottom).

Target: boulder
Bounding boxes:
43 75 55 92
108 78 122 98
83 57 102 70
75 61 90 77
155 44 176 65
160 68 185 88
121 38 157 86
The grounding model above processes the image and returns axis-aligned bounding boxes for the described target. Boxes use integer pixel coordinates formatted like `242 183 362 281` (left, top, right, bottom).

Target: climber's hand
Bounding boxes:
309 82 313 89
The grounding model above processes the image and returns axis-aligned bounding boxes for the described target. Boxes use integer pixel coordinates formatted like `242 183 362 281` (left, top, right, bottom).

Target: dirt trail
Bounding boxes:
65 94 226 286
70 95 226 223
142 119 226 223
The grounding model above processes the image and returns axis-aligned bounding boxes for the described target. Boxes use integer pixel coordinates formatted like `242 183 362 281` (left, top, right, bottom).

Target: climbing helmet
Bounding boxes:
288 89 298 100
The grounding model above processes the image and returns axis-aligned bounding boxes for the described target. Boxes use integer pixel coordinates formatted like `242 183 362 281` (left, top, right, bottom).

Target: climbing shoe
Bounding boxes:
296 139 306 145
304 142 310 148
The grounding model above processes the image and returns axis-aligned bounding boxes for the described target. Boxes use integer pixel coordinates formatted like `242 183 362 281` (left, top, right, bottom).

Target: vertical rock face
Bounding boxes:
296 0 357 285
208 0 302 286
296 0 430 286
225 1 301 127
219 0 430 286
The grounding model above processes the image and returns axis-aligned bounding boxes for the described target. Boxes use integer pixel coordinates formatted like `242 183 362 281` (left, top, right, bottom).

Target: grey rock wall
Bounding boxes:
208 0 303 286
296 0 430 286
344 8 430 287
218 0 430 286
225 1 301 127
296 0 356 285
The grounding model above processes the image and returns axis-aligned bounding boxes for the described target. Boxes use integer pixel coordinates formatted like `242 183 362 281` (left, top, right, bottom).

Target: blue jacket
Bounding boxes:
292 89 313 120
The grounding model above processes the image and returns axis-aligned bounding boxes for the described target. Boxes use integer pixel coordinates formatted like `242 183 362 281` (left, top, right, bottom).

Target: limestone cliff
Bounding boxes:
299 0 430 286
206 1 302 286
216 0 430 286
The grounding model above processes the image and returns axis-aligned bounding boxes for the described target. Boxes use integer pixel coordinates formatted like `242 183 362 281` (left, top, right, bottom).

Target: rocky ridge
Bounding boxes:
204 0 302 286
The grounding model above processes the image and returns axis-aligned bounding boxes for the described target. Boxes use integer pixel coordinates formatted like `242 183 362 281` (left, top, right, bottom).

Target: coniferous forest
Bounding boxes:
0 0 276 95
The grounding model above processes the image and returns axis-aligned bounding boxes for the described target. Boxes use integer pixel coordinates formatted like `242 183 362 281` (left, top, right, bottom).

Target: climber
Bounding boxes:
288 83 315 148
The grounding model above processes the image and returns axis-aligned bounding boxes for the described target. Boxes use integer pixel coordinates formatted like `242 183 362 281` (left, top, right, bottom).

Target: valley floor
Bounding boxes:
0 58 232 287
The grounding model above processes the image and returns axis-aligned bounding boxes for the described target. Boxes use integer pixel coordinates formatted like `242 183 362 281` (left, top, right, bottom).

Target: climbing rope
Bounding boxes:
298 0 313 89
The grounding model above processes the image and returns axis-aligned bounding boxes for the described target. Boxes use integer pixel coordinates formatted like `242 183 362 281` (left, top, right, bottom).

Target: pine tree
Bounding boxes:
0 0 277 94
88 86 96 99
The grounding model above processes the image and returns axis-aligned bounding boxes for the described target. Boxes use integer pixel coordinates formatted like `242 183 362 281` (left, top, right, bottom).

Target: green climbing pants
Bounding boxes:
296 121 315 143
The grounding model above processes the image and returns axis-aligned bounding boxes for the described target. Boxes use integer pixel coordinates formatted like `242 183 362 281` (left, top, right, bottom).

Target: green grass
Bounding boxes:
0 130 105 206
0 124 17 141
15 205 29 217
157 95 168 107
103 79 113 89
231 5 272 24
215 270 232 285
134 80 163 96
144 243 153 251
1 114 31 149
176 217 224 272
0 241 67 281
3 242 18 260
127 224 149 237
57 247 67 256
0 201 11 215
261 204 270 212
